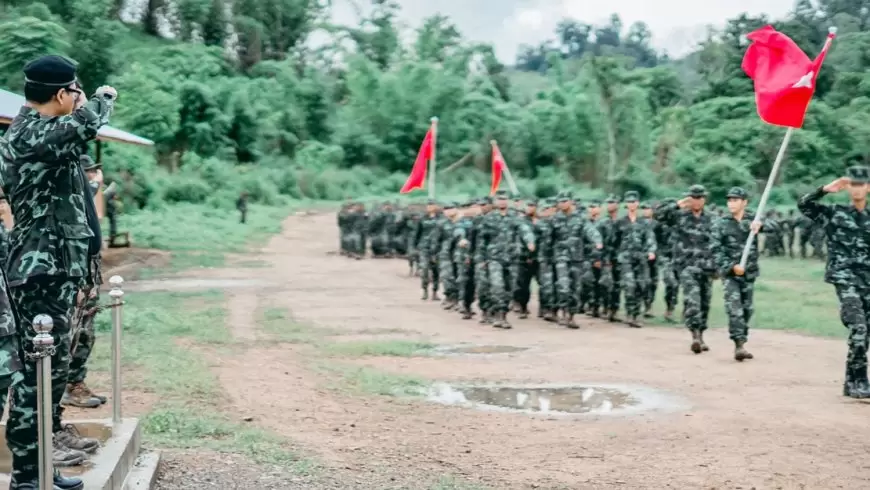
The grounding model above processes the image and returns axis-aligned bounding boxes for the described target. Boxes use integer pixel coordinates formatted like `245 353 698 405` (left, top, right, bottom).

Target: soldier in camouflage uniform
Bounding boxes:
337 201 352 256
610 192 655 328
453 201 478 319
762 211 784 257
0 195 9 266
416 200 442 300
809 219 827 259
515 200 539 319
654 185 716 354
601 195 622 322
536 199 557 321
581 200 608 318
653 202 679 322
474 197 494 323
480 190 534 329
553 192 602 328
63 155 107 409
712 187 763 362
798 164 870 398
367 202 393 258
438 203 460 310
783 209 796 258
796 213 813 258
406 205 423 276
641 202 658 318
389 203 409 258
0 55 113 489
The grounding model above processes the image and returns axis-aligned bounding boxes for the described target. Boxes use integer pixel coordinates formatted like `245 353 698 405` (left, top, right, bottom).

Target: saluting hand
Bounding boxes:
823 177 850 193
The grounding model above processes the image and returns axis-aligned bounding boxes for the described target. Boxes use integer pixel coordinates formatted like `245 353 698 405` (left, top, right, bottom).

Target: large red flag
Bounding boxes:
400 128 433 193
490 142 505 195
741 25 834 128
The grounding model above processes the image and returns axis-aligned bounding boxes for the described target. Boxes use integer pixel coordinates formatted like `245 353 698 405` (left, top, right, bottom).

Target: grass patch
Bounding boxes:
90 290 313 471
258 306 335 343
316 363 429 397
322 340 434 357
648 256 842 337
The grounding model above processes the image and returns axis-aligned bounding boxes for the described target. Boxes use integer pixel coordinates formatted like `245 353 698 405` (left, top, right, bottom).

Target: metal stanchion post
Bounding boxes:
32 314 54 490
109 275 124 426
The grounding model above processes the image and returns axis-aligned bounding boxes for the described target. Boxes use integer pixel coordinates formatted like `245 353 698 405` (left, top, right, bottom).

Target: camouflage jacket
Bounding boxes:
553 211 602 263
347 210 368 236
0 95 114 286
798 187 870 287
367 210 391 236
415 212 441 254
471 213 489 264
711 211 761 281
599 214 620 264
652 219 673 259
654 200 715 273
452 217 474 265
611 215 656 263
534 216 555 263
438 218 459 263
480 210 534 263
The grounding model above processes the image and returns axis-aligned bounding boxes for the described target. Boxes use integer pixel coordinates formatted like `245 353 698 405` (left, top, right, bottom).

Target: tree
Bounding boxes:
0 16 69 92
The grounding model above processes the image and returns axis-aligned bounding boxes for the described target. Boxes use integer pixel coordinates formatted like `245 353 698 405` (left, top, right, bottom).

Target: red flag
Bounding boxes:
741 25 835 128
399 128 433 194
490 142 505 196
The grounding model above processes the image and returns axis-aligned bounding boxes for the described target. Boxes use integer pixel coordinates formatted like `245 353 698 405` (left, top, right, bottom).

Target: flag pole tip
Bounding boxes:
489 140 496 145
829 26 837 35
430 116 439 122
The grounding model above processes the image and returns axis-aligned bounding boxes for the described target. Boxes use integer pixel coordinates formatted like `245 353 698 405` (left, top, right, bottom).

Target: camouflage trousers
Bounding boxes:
537 261 556 311
515 260 538 310
488 260 515 314
621 256 650 318
723 277 754 342
835 285 870 375
678 266 713 332
645 258 658 311
555 260 582 314
370 232 390 256
579 262 601 310
419 253 439 292
798 230 811 258
810 230 825 259
346 232 364 255
69 289 99 384
390 233 407 255
659 256 680 312
439 252 457 301
407 244 418 270
456 257 474 310
475 262 490 313
784 232 795 258
9 277 78 482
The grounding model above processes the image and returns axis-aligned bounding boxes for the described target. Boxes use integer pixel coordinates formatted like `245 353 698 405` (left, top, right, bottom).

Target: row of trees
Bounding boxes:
0 0 868 205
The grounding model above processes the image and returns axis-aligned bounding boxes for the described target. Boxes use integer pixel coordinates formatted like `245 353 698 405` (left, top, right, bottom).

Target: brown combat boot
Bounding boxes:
56 424 100 454
501 312 513 329
734 340 753 361
461 307 473 320
53 435 86 467
565 314 579 329
62 382 103 408
700 331 710 351
518 306 528 319
627 316 643 328
591 306 600 318
690 330 702 354
543 310 557 322
607 309 621 323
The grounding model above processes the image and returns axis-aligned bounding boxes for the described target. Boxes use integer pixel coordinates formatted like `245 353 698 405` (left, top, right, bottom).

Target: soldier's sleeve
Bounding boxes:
39 95 114 155
653 199 678 226
645 223 656 255
798 186 834 221
584 222 603 261
607 222 622 262
519 220 535 249
710 219 731 278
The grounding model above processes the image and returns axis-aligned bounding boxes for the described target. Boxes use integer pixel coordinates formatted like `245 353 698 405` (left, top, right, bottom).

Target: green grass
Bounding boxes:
321 340 435 357
314 363 429 397
90 290 314 470
258 306 337 343
647 256 841 337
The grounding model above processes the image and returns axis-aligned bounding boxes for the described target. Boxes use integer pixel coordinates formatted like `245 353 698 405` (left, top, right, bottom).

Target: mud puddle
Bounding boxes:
427 383 690 417
434 345 528 355
124 278 270 292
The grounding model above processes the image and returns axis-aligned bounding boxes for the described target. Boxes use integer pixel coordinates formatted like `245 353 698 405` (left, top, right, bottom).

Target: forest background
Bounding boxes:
0 0 867 217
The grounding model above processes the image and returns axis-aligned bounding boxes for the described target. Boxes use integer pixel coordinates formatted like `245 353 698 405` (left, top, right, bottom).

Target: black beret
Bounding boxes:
24 55 77 87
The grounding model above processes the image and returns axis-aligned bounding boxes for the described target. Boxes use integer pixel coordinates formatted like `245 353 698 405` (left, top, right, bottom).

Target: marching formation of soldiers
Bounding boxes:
337 185 830 361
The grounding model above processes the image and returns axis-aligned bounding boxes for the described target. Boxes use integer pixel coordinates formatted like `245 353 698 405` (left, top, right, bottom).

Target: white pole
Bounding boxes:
739 127 794 269
428 117 438 199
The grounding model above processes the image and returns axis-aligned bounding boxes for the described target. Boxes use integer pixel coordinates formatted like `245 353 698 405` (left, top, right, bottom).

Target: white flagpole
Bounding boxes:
428 117 438 199
489 140 519 195
738 26 836 269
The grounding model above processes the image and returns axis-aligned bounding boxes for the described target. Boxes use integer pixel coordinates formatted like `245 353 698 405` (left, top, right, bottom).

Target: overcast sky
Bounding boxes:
329 0 797 61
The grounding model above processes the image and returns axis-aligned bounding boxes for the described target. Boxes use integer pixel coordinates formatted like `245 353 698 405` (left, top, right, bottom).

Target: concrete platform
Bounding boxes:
0 418 141 490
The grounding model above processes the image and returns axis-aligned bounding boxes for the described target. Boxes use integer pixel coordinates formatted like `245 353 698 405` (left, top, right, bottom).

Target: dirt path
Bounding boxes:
174 213 870 489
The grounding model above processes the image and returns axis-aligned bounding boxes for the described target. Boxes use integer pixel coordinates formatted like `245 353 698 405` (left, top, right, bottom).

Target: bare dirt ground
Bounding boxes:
156 212 870 489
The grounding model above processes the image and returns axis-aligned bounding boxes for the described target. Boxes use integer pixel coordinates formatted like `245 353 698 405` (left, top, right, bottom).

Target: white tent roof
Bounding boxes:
0 88 153 146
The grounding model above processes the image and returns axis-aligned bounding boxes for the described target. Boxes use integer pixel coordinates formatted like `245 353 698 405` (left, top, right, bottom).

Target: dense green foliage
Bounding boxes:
0 0 867 207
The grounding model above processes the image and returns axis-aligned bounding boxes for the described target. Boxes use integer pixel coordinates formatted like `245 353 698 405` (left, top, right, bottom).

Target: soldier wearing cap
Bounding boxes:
415 199 442 300
473 197 494 323
0 54 117 489
799 164 870 398
654 184 716 353
405 202 424 275
652 199 680 322
436 202 461 310
514 199 540 319
346 201 368 259
551 191 601 328
535 199 558 320
453 201 477 319
337 197 354 256
639 202 659 317
479 190 534 328
610 191 655 327
601 194 622 322
580 200 608 318
367 202 393 258
712 187 763 362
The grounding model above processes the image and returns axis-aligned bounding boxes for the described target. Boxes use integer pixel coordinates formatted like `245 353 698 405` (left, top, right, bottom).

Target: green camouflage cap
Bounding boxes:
479 196 493 205
726 187 748 199
640 202 651 209
605 194 619 203
847 165 870 184
624 191 639 202
526 199 538 206
427 198 438 205
685 184 707 198
543 198 556 208
442 201 456 210
495 190 510 199
587 200 601 207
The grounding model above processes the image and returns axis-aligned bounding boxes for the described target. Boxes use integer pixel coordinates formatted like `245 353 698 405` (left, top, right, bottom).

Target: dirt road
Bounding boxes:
167 212 870 489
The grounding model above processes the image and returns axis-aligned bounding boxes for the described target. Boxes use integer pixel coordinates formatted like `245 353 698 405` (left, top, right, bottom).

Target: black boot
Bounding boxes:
690 330 702 354
844 367 870 399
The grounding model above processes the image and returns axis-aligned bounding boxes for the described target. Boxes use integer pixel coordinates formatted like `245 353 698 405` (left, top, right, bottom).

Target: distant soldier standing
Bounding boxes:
236 191 248 224
798 164 870 398
416 200 442 300
474 198 493 323
641 202 658 318
601 195 622 322
655 185 716 354
438 203 460 310
515 200 539 319
783 209 797 258
582 200 608 318
712 187 763 361
453 202 477 319
654 203 679 322
610 192 655 328
536 199 557 321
